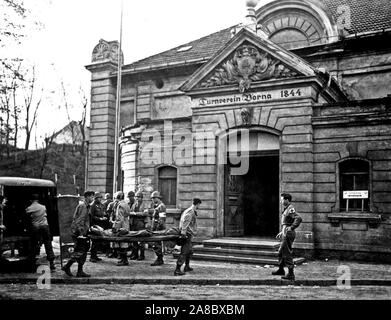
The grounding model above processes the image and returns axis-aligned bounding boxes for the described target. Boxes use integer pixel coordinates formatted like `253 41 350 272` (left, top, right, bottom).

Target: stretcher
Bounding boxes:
87 227 181 243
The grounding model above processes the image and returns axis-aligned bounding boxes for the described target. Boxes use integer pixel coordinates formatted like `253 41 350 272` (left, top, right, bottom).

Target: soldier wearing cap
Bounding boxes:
272 193 302 281
148 191 166 266
89 192 107 262
62 190 95 277
129 191 148 260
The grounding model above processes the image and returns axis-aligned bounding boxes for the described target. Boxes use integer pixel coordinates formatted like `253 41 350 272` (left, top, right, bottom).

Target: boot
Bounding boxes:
76 264 91 278
90 255 102 263
150 256 164 266
137 247 145 260
272 266 285 276
184 264 193 272
129 250 138 260
117 252 129 266
49 260 56 271
61 259 74 277
281 268 295 281
174 264 185 276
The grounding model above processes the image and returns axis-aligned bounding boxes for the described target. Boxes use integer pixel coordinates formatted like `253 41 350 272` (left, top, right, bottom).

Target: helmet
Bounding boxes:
94 192 102 199
150 191 162 199
135 191 143 198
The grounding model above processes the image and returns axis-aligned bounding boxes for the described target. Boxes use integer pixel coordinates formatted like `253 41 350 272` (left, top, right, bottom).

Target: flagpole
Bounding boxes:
113 0 123 196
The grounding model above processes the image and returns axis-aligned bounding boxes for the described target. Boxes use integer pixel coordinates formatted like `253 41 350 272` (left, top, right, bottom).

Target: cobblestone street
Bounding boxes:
0 283 391 300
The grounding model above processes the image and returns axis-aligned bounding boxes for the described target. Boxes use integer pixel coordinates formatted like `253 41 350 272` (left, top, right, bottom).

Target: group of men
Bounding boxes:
61 189 202 277
1 189 301 281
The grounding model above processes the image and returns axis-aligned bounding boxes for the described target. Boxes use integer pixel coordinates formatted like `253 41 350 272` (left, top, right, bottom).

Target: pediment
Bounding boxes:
181 28 316 93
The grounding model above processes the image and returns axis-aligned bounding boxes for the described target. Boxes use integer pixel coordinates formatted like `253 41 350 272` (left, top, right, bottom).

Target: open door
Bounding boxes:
224 165 244 236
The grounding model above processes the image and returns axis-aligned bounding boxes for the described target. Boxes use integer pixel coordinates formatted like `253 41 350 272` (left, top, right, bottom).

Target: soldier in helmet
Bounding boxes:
129 191 148 260
147 191 166 266
89 192 107 262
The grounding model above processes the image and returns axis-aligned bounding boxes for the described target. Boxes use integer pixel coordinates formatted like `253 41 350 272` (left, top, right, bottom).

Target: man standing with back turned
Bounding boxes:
272 193 302 281
62 190 95 277
174 198 201 276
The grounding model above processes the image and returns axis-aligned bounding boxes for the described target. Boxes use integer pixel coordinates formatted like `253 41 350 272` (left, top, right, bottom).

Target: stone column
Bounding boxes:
85 39 123 193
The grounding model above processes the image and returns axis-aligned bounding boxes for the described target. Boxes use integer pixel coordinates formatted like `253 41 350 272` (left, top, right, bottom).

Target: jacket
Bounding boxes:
179 206 198 237
71 200 90 237
26 202 49 228
281 204 302 230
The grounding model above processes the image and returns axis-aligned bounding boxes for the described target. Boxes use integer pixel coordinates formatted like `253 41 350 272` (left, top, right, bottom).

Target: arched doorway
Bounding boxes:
219 129 280 238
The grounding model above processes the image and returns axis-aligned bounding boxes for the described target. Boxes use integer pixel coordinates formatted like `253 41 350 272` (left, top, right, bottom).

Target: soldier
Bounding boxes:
102 193 112 214
129 191 148 260
26 194 56 271
126 191 135 208
112 191 131 266
106 191 121 258
89 192 107 262
148 191 166 266
272 193 302 281
174 198 202 276
62 190 95 277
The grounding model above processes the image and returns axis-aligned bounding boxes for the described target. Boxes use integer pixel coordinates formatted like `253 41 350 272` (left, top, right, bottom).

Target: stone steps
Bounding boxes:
173 237 305 266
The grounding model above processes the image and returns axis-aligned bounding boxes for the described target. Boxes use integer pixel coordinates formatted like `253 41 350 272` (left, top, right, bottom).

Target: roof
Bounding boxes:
123 26 235 71
123 0 391 71
322 0 391 34
0 177 56 188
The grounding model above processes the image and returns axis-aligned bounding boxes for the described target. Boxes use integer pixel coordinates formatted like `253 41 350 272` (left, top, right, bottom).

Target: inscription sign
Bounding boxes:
198 87 308 107
343 190 368 199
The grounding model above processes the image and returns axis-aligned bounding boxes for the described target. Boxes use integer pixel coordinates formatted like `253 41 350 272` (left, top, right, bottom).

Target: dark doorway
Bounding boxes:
224 153 279 237
242 154 279 237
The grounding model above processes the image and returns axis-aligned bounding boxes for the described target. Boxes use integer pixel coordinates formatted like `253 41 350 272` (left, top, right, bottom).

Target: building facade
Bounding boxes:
85 0 391 261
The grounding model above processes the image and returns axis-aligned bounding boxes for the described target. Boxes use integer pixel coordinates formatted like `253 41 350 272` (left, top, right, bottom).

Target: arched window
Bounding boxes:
339 159 370 212
158 166 177 207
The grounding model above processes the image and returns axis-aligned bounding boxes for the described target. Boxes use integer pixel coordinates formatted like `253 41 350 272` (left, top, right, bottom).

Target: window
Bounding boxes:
158 166 177 207
339 159 370 212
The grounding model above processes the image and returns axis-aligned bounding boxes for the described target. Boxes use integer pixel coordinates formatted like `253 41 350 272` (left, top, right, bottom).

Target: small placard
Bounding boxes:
343 190 368 199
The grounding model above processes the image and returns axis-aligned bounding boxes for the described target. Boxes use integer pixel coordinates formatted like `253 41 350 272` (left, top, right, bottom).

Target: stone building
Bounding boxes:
85 0 391 261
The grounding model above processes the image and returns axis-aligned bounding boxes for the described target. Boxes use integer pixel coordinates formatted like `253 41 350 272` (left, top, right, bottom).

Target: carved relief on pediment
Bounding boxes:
198 43 298 93
92 39 124 64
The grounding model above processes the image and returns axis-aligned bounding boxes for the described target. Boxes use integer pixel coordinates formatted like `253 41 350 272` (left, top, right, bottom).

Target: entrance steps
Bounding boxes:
174 237 305 266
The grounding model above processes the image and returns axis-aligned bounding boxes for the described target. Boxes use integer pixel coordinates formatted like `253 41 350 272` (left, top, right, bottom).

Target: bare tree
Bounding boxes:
23 65 42 150
78 86 88 155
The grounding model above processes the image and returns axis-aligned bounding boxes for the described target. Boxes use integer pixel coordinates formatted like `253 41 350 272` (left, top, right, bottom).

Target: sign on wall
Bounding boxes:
197 87 310 108
343 190 369 199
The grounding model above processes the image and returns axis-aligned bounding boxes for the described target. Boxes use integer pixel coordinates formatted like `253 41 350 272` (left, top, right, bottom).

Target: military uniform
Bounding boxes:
69 199 91 266
129 200 148 259
90 199 108 260
149 201 166 265
112 199 131 265
278 204 302 269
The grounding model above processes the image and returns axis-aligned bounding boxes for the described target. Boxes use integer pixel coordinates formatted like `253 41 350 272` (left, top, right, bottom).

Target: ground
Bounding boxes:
0 283 390 300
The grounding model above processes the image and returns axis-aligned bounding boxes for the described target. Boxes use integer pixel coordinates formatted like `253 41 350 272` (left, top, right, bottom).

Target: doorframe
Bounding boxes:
216 126 281 237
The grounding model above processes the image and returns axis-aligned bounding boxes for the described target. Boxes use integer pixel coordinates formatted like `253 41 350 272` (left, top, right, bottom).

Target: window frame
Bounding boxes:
335 157 372 213
155 164 178 208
